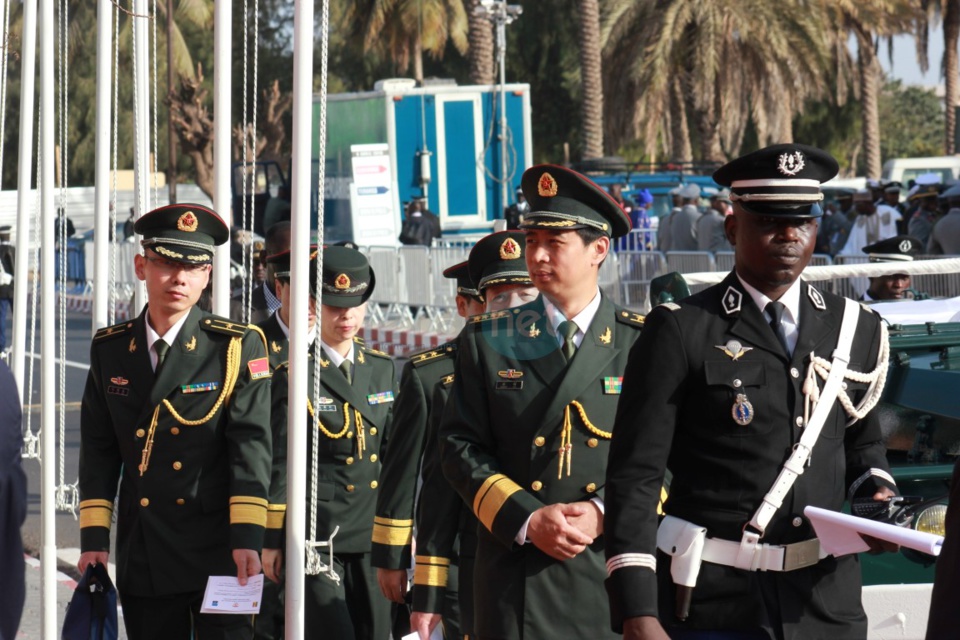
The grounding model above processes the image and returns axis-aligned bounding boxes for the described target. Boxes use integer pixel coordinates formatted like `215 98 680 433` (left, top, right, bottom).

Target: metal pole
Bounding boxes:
212 0 232 315
134 0 149 311
40 0 56 633
166 0 177 205
93 0 114 332
498 2 508 216
12 0 38 393
286 0 316 635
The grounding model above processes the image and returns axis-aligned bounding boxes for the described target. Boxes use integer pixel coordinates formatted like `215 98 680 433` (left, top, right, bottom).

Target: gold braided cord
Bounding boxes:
569 400 613 439
307 401 365 457
558 401 612 479
161 337 243 426
139 405 162 476
247 323 269 353
355 408 365 459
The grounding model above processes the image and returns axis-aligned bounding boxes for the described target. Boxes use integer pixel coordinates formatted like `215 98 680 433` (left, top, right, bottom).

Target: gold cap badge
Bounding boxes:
335 273 351 290
538 172 558 197
499 237 522 260
177 211 199 232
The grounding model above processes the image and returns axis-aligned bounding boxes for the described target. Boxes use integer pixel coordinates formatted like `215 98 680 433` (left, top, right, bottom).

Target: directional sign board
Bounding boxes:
349 144 398 245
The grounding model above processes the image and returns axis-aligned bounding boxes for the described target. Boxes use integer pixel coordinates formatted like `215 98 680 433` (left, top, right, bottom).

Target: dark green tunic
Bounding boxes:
79 306 273 597
439 294 644 640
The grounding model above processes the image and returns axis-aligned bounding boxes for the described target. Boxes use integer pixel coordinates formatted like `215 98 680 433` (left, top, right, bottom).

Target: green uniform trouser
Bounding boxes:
254 579 284 639
305 552 391 640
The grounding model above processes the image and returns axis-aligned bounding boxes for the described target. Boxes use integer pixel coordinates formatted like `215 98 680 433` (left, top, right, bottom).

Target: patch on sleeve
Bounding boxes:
247 357 271 380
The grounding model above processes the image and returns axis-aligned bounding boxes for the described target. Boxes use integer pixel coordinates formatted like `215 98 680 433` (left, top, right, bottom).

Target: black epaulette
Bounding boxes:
361 344 392 360
201 316 248 337
469 309 511 324
615 308 646 327
409 342 458 368
93 320 135 343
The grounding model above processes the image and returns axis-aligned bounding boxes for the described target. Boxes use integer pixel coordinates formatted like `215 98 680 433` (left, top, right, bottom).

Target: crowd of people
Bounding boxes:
23 142 949 640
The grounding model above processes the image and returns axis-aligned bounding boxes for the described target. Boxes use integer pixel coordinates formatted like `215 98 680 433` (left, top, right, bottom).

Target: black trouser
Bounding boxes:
121 591 254 640
253 579 284 640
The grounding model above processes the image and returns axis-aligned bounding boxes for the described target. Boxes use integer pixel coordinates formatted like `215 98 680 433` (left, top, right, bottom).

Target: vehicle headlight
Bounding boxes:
914 504 947 537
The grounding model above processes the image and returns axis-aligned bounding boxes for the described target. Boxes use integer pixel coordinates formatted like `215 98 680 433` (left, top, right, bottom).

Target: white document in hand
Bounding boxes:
200 574 265 614
401 626 444 640
803 506 944 557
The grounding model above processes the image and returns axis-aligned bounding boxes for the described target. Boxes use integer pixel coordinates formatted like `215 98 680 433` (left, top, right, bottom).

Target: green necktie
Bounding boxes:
154 340 170 375
340 360 353 385
559 320 579 362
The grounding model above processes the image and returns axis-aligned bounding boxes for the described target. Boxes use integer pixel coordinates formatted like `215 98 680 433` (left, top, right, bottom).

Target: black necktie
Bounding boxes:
154 340 170 375
765 301 791 356
559 320 579 362
340 360 353 385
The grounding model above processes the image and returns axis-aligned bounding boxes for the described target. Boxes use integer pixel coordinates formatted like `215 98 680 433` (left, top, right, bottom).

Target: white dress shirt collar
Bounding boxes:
735 274 802 354
145 310 191 371
542 288 602 349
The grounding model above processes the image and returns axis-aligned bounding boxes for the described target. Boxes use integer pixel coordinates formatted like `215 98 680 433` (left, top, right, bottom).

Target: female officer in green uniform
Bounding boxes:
262 245 397 640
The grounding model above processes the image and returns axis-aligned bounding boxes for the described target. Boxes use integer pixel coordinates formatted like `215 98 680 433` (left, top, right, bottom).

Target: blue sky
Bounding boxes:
882 32 947 87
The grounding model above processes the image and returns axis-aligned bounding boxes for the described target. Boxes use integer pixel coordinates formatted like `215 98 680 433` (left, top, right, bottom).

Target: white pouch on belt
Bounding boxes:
657 515 708 588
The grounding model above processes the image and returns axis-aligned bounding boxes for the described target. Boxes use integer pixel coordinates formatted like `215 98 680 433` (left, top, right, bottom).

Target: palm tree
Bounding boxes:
600 0 831 162
345 0 468 84
577 0 605 159
915 0 960 154
466 0 494 84
824 1 923 178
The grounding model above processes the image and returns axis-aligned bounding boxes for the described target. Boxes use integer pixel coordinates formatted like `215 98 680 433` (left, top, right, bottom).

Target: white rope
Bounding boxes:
245 0 260 323
131 0 142 217
151 0 159 204
109 0 120 325
306 0 335 583
680 258 960 286
22 99 42 462
55 0 77 518
0 0 13 190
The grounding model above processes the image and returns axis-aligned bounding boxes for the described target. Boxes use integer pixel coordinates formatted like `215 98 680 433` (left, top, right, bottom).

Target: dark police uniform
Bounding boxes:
604 145 897 640
439 168 642 640
411 233 535 639
79 204 273 640
0 359 24 640
264 246 397 640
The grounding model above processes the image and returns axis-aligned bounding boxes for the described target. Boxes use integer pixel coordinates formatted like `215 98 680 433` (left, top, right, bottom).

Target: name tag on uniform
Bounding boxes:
181 382 219 394
317 396 337 411
367 391 395 405
603 377 623 394
107 386 129 396
495 381 523 391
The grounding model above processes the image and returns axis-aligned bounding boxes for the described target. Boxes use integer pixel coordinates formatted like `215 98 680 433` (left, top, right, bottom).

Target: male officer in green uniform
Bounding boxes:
604 144 898 639
411 231 538 640
439 165 644 640
372 260 485 636
263 245 397 640
77 204 274 640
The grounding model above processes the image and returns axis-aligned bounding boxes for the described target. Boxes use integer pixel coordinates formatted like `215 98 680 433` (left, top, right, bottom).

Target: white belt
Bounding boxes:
701 533 828 572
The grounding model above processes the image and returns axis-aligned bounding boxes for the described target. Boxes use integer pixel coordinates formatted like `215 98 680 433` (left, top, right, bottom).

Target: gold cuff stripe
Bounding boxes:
473 474 523 532
267 503 287 512
371 522 413 546
266 510 286 530
231 504 268 526
415 555 451 567
230 495 269 507
79 499 114 509
79 503 113 529
413 562 449 588
373 516 414 527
